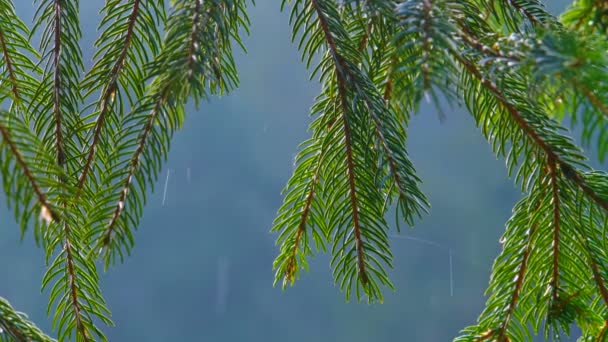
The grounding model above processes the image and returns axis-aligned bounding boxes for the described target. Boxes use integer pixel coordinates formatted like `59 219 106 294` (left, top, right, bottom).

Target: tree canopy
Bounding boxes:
1 0 608 341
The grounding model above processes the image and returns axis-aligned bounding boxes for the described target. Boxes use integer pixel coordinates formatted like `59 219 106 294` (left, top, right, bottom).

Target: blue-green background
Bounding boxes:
0 1 585 341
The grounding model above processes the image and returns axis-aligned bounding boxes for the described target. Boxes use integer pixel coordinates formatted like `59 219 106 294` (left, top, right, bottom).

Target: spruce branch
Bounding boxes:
0 297 55 342
30 0 85 186
101 89 165 256
91 0 248 265
548 157 560 308
453 51 608 211
3 0 608 340
495 199 540 342
276 0 429 302
0 29 18 101
0 1 40 112
0 121 59 223
77 0 144 194
481 0 555 32
51 0 65 168
42 217 112 341
576 82 608 121
272 136 327 287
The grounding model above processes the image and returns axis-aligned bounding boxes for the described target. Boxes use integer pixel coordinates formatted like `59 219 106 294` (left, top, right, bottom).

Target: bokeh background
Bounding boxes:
0 1 588 341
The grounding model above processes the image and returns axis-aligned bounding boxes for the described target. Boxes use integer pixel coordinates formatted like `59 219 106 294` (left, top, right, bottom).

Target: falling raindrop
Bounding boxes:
216 257 230 315
162 169 171 207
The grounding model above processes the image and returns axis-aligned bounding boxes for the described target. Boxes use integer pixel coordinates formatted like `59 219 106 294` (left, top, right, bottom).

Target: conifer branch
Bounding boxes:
94 0 248 264
420 0 431 89
51 0 65 168
599 321 608 341
576 82 608 120
63 223 90 340
588 250 608 307
103 93 164 249
0 1 40 111
186 0 202 81
0 29 19 101
78 0 141 193
548 157 560 306
311 0 369 284
495 200 540 341
0 123 59 222
0 297 55 342
283 167 321 284
453 53 608 212
507 0 543 26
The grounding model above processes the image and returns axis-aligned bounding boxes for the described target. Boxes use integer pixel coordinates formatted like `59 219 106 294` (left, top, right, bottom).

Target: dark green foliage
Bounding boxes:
1 0 608 341
0 297 55 342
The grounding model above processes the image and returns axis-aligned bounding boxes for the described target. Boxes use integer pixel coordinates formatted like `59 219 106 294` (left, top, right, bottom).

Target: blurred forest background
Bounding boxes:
0 0 592 341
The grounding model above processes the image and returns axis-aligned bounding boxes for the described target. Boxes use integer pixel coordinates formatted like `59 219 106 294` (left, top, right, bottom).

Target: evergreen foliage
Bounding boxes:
0 0 607 341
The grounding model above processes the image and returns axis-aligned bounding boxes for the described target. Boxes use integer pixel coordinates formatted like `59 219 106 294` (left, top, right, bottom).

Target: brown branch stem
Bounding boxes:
0 29 20 101
53 0 65 168
548 157 560 304
310 0 369 284
285 171 319 282
63 226 90 340
77 0 141 193
496 208 540 341
452 52 608 212
186 0 202 80
508 0 542 26
576 81 608 120
102 95 164 249
0 123 59 222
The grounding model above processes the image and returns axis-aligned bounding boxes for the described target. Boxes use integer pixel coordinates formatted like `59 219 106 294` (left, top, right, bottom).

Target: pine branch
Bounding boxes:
507 0 545 27
456 26 608 162
0 30 19 102
272 137 327 287
453 52 608 211
392 1 608 338
51 0 65 168
495 201 539 341
42 216 112 341
102 90 165 252
30 0 84 182
63 223 90 339
0 1 41 111
482 0 555 32
77 0 143 193
91 0 248 265
0 297 55 342
576 82 608 120
347 2 430 224
548 157 560 307
311 0 370 285
0 122 59 222
276 0 432 302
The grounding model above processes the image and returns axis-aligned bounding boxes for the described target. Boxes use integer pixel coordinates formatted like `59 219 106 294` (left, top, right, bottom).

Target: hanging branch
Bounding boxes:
548 157 560 307
311 0 370 285
91 0 249 265
77 0 143 193
453 53 608 211
0 297 55 342
0 1 40 113
272 135 328 287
